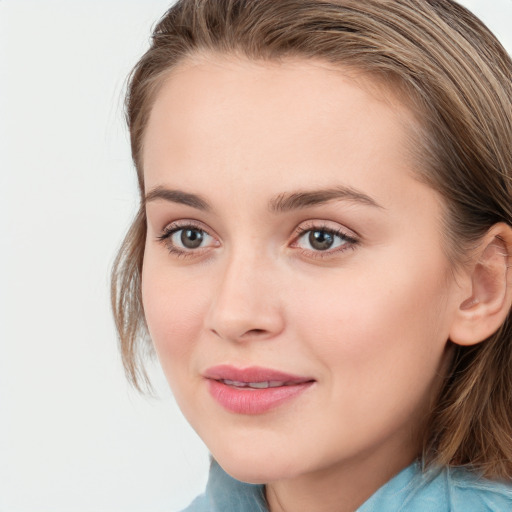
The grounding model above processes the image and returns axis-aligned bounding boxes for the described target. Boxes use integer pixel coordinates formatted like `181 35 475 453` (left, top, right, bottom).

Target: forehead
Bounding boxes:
144 55 415 146
142 55 424 209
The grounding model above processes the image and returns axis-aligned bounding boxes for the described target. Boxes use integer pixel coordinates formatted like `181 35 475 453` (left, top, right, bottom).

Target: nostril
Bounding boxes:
210 327 269 341
245 329 267 336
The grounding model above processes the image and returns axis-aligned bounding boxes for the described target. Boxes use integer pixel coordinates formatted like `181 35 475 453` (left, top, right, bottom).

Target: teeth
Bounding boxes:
249 381 286 389
248 382 270 389
222 380 286 389
223 380 246 387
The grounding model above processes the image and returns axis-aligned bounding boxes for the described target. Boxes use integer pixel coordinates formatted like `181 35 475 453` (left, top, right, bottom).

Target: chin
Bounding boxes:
216 458 292 485
210 440 311 485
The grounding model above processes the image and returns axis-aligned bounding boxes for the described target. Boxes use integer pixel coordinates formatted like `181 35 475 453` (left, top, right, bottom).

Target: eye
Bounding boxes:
292 224 358 256
174 227 208 249
157 222 219 256
304 230 340 251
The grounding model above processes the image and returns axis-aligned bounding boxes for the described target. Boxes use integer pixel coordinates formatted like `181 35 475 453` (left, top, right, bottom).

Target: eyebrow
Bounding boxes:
144 184 383 212
144 186 211 211
268 186 383 212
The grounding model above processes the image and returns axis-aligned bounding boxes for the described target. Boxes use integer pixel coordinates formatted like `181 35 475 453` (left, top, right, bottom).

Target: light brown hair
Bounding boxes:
111 0 512 479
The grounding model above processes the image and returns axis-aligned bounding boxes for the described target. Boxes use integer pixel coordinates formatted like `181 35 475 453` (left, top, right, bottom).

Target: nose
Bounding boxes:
204 250 285 343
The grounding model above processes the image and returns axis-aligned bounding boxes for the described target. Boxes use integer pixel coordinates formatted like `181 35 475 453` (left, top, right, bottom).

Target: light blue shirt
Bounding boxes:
181 459 512 511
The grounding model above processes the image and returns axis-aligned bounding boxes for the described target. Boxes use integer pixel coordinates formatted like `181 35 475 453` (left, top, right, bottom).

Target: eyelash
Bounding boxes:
292 224 359 259
157 221 217 259
156 221 359 260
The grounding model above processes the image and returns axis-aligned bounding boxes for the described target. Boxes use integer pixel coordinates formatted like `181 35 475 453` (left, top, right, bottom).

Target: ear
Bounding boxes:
449 223 512 347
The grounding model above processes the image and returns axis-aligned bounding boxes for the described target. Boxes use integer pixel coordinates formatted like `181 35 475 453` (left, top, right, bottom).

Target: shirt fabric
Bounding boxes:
180 459 512 511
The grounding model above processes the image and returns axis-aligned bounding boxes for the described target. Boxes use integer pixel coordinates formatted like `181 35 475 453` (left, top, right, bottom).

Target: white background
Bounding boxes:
0 1 511 511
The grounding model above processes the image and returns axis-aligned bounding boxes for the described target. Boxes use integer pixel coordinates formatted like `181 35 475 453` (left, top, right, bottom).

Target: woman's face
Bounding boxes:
141 56 463 485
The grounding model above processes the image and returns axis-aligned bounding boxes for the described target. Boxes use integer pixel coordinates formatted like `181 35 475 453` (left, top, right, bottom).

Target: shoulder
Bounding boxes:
446 468 512 512
358 463 512 512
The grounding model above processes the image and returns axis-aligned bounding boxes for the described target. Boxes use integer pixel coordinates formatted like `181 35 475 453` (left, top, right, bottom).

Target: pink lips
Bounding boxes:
203 365 314 415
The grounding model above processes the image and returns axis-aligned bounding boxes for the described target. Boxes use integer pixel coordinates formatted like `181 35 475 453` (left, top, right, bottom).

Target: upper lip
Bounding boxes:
203 365 314 384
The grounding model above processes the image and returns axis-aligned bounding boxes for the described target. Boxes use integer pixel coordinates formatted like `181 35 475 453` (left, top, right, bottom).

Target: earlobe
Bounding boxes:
449 223 512 347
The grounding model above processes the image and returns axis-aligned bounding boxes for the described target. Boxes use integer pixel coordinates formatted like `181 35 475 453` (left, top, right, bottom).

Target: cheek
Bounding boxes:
141 255 208 366
284 258 453 450
290 251 453 389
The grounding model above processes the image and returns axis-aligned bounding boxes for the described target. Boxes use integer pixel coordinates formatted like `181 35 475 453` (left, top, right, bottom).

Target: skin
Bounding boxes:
141 55 468 512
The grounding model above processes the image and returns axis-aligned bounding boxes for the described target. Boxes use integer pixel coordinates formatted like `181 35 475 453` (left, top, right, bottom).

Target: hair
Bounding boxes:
111 0 512 480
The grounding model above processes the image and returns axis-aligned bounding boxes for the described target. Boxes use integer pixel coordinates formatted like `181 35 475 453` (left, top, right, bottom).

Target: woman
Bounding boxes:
112 0 512 510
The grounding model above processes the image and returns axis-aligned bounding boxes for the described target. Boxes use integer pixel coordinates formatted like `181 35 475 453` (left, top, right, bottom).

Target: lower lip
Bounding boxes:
207 379 313 415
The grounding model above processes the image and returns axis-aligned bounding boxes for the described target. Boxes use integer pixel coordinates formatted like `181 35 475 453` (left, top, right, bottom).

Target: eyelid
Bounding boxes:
291 220 359 241
157 218 208 236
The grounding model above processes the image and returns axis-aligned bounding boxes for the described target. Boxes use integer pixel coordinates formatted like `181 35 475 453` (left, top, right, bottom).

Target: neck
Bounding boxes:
265 436 419 512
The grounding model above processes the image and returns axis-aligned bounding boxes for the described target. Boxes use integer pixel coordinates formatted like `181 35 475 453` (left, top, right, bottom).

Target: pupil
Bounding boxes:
309 230 334 251
181 229 203 249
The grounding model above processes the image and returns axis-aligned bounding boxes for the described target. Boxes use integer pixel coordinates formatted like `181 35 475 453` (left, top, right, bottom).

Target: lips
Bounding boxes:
203 365 315 415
